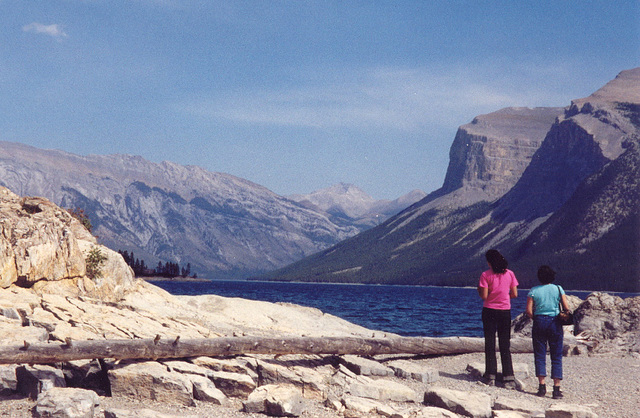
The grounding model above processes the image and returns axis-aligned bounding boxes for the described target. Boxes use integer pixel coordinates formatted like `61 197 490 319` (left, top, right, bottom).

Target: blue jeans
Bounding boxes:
482 307 514 379
532 315 564 380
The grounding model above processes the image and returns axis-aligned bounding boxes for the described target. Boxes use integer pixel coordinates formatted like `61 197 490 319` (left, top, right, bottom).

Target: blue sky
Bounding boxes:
1 1 638 199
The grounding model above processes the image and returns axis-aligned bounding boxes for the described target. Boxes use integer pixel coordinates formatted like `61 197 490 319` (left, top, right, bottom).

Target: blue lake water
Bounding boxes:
151 280 634 338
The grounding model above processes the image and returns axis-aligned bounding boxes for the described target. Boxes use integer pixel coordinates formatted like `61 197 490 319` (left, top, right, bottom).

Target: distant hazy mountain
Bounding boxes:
269 68 640 292
288 183 426 229
0 143 364 278
0 142 422 279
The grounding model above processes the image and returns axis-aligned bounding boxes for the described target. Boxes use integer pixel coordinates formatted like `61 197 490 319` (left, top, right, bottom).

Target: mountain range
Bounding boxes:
288 183 426 229
269 68 640 292
0 142 422 279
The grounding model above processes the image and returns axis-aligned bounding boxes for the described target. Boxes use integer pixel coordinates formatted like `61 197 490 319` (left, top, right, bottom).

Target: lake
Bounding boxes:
151 280 632 338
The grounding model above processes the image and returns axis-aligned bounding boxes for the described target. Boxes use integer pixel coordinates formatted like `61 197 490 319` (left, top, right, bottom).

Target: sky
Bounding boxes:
1 1 638 200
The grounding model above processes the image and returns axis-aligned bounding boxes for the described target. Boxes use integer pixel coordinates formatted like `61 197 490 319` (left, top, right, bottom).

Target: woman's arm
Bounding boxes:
510 286 518 299
477 286 488 300
561 293 570 311
526 297 535 318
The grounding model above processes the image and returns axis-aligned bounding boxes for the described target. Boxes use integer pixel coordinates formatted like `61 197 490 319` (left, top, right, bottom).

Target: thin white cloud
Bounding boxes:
178 63 582 134
23 22 68 39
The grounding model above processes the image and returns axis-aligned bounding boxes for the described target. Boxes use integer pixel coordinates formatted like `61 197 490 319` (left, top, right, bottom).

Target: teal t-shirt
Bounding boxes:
528 284 565 316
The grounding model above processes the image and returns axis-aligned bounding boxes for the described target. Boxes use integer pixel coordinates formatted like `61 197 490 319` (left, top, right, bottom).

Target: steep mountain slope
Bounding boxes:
270 69 640 291
288 183 426 229
0 143 360 278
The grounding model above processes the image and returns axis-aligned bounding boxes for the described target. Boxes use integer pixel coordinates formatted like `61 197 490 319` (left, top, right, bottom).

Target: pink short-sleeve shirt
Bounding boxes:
478 269 518 310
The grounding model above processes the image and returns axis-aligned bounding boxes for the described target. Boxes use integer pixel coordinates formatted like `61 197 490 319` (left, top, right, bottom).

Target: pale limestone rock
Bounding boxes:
35 387 99 418
415 406 460 418
108 361 195 407
574 293 640 354
349 377 419 402
256 357 331 400
0 316 48 344
0 364 18 394
264 384 306 417
179 293 390 338
545 403 598 418
493 395 545 416
493 411 529 418
104 408 199 418
188 374 228 405
424 387 492 418
16 365 66 400
340 354 395 376
244 384 305 417
209 370 256 398
341 394 383 416
162 360 214 379
387 359 440 383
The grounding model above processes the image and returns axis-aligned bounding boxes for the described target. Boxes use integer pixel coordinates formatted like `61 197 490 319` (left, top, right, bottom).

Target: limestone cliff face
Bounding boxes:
442 107 562 199
0 186 135 300
271 68 640 291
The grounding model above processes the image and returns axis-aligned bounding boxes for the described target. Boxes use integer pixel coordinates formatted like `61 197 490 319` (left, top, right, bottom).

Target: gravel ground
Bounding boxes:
0 352 638 417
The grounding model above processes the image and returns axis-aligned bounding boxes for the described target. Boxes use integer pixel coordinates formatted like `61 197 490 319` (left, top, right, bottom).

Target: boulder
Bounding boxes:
16 364 66 399
349 377 419 402
387 359 440 383
244 384 305 417
209 370 256 398
424 387 493 418
188 374 228 405
545 403 598 418
493 411 530 418
104 408 199 418
256 357 331 400
574 293 640 353
340 354 395 376
108 361 195 407
493 395 545 416
0 364 18 394
35 387 100 418
415 406 460 417
340 394 384 417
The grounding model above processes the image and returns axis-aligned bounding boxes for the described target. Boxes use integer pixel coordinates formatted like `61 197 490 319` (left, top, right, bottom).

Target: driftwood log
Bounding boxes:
0 336 532 365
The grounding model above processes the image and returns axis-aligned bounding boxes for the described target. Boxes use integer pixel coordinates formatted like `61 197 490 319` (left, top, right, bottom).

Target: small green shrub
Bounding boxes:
67 208 93 233
86 246 107 279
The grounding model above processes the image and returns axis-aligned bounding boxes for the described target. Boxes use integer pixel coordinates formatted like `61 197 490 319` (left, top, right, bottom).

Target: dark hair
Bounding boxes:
537 265 556 284
485 249 508 274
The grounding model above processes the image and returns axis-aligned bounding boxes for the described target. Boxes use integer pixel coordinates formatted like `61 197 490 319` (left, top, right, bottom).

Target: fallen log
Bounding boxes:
0 335 532 365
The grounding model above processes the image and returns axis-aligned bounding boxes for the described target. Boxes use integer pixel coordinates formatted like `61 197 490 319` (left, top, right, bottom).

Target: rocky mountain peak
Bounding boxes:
440 106 563 200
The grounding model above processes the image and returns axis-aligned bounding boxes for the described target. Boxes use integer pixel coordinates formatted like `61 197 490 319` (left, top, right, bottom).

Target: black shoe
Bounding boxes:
483 374 496 386
536 384 546 397
552 386 563 399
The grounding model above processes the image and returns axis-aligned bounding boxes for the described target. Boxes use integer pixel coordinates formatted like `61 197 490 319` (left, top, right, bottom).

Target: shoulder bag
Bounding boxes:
556 285 573 326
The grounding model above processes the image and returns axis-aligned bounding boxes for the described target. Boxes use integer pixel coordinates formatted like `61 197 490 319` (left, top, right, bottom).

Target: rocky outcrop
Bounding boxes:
0 186 135 300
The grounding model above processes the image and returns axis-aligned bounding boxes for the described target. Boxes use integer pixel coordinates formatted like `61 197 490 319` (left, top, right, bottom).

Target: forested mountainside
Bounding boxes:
269 68 640 292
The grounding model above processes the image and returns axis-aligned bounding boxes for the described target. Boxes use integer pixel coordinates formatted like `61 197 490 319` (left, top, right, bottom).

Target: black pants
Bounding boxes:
482 307 514 380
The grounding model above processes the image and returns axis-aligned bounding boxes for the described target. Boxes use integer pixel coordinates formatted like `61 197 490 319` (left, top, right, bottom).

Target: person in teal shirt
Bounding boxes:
526 265 570 399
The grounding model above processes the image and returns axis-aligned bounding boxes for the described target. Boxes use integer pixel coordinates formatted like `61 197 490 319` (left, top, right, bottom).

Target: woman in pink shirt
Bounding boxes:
477 249 519 388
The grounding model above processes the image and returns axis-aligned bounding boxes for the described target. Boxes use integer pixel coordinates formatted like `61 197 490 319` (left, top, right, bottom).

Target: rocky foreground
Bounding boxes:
0 186 639 417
